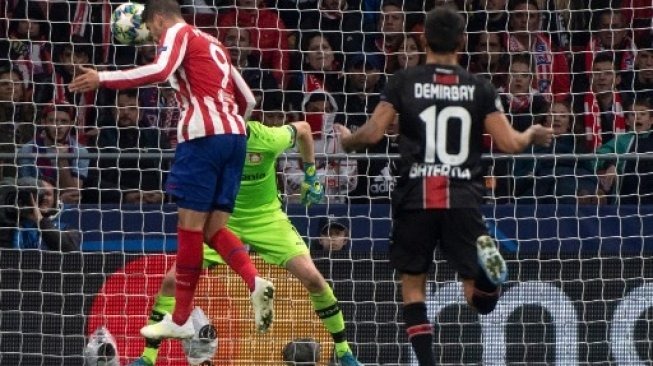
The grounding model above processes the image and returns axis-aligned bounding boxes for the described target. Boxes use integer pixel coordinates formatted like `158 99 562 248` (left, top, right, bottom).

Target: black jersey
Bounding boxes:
381 64 503 210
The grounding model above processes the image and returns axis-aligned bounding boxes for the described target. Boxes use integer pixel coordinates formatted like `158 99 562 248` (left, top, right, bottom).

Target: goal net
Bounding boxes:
1 0 652 365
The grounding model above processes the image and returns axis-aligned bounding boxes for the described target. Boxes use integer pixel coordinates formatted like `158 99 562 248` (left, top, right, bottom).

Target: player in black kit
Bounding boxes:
335 7 554 366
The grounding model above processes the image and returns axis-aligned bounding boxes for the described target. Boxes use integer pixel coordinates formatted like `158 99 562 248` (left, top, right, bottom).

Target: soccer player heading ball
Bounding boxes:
70 0 276 340
335 7 553 366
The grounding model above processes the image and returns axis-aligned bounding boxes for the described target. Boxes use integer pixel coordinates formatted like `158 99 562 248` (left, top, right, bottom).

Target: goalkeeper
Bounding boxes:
129 120 362 366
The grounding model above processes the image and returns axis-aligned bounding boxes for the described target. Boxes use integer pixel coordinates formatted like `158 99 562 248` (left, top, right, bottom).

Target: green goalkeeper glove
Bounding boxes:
301 163 324 206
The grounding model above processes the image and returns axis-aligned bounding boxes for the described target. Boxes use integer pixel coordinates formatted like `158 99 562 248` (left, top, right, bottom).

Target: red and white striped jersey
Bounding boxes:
99 22 255 143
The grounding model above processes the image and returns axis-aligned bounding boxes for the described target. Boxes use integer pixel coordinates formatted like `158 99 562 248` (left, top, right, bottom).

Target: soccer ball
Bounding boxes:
111 3 151 45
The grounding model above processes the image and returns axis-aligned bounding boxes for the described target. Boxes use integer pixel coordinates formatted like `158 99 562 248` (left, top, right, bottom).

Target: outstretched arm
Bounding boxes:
69 24 189 92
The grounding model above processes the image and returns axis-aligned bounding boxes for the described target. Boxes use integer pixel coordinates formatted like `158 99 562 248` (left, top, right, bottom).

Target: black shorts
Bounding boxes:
390 208 488 278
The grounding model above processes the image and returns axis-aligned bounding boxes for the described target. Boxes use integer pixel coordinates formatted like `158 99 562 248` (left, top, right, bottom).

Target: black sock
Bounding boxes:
403 302 436 366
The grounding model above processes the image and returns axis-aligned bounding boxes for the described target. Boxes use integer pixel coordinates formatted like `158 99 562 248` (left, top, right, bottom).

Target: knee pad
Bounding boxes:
471 286 501 315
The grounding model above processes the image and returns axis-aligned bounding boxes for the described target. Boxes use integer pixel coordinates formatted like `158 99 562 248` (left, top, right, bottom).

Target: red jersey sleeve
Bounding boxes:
98 23 189 89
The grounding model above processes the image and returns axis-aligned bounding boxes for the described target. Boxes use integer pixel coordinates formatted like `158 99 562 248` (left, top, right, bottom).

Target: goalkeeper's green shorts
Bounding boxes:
202 217 308 268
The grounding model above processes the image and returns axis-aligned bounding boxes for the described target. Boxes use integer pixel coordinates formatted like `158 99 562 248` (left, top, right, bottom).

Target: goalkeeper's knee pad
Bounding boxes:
471 286 501 315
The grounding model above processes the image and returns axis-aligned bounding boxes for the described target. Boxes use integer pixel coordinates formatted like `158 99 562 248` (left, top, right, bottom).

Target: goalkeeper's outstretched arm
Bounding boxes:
290 121 316 165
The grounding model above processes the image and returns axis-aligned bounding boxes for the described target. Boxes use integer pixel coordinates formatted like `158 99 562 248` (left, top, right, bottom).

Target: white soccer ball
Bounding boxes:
111 3 151 45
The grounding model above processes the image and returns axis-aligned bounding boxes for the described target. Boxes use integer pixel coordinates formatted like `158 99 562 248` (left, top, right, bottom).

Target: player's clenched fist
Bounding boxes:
301 163 324 206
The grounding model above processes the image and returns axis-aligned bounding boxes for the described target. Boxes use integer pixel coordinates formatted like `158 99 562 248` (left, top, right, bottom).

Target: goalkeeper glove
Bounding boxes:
301 163 324 206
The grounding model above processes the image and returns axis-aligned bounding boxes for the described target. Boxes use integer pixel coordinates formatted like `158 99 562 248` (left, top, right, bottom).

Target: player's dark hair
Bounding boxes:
423 8 464 54
142 0 182 22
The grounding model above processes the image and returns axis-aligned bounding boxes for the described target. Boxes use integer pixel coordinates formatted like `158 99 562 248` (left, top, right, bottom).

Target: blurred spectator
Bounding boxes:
386 34 425 73
0 1 52 90
283 93 356 203
223 27 279 111
349 116 398 204
49 0 114 64
0 177 80 251
288 33 343 113
364 0 406 71
499 53 548 132
93 89 168 204
534 0 571 50
492 53 548 202
266 0 310 31
513 101 597 204
311 217 349 252
577 52 628 151
595 98 653 204
506 0 570 101
335 53 384 128
218 0 291 86
573 8 638 96
134 44 181 147
0 65 33 182
282 338 321 365
467 0 509 34
138 83 181 149
18 103 88 204
48 37 106 146
468 32 507 89
627 34 653 102
622 0 653 41
298 0 364 55
585 9 636 74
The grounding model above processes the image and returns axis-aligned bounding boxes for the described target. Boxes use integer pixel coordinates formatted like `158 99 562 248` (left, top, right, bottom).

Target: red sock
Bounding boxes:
208 228 258 291
172 227 204 325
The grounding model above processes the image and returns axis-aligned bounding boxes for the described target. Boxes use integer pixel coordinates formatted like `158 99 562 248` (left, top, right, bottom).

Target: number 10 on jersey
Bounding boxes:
419 105 471 165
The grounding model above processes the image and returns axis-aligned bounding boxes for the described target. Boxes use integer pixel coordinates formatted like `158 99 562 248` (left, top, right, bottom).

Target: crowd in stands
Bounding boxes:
1 0 653 209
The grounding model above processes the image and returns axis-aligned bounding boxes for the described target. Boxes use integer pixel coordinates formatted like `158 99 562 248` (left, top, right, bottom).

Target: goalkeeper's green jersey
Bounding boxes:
230 121 296 225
